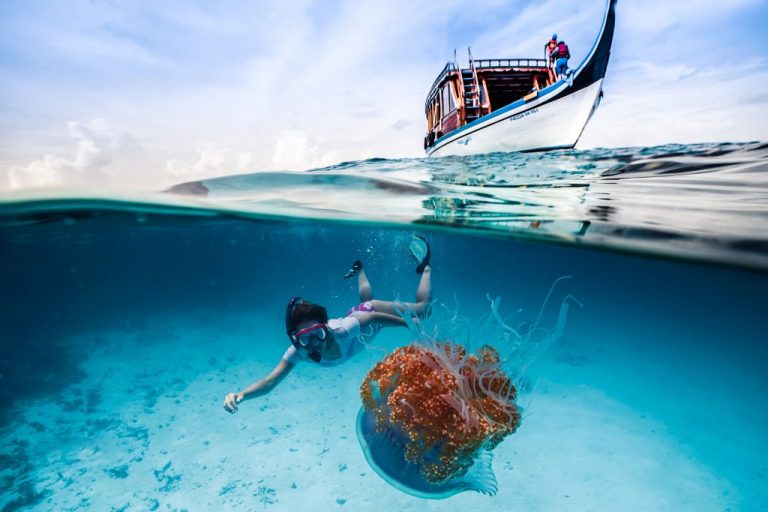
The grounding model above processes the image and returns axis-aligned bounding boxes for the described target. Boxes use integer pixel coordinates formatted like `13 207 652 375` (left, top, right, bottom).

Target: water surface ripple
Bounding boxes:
2 142 767 270
171 141 768 270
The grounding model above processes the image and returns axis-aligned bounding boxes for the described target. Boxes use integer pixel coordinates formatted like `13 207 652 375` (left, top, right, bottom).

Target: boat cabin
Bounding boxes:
424 49 556 149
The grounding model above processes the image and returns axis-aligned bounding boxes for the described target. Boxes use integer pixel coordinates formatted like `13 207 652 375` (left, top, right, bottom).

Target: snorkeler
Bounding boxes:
223 234 433 414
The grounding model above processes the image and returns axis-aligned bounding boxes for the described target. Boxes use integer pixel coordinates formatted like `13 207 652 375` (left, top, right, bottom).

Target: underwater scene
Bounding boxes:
1 143 767 511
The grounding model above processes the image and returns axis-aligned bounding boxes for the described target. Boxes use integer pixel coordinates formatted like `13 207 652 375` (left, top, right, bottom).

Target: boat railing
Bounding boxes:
474 58 549 69
428 63 455 96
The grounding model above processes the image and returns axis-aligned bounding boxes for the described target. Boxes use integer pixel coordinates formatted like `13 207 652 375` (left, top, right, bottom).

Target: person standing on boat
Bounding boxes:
222 235 433 414
550 38 571 80
546 34 558 68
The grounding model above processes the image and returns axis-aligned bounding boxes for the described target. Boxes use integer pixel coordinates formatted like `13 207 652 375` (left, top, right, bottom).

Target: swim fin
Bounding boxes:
344 260 363 279
408 234 430 274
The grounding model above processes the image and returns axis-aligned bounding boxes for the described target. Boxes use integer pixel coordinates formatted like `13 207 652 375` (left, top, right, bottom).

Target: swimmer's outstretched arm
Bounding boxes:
223 359 295 414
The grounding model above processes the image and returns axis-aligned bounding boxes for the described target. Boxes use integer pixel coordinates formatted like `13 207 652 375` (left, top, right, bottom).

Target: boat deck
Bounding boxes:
423 57 556 148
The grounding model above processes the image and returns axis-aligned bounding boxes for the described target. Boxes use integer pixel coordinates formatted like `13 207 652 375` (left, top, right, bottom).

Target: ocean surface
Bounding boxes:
1 142 767 511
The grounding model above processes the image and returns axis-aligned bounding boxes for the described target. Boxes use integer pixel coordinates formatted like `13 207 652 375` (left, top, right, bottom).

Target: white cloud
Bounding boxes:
7 119 138 189
165 144 254 179
7 154 70 189
272 131 342 171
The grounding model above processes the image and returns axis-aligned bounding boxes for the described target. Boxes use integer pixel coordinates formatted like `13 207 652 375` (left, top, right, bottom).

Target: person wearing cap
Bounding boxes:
546 33 558 68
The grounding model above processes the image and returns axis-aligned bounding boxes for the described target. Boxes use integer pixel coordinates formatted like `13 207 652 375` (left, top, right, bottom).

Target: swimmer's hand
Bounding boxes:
224 392 244 413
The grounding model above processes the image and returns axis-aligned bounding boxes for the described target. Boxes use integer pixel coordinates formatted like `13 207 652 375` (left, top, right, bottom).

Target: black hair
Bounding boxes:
284 297 328 335
285 297 327 363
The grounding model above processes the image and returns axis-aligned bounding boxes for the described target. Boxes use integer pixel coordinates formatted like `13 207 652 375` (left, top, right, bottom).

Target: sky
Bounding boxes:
0 0 767 191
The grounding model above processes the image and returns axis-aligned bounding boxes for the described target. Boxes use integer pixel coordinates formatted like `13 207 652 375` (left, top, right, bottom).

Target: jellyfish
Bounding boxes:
357 343 520 498
357 278 578 498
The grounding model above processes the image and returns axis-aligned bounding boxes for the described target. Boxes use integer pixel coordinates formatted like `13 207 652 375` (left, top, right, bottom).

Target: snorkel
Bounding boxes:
285 296 325 363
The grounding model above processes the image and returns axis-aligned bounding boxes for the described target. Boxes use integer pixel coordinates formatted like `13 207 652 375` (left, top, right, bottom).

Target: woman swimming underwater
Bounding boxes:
223 234 432 413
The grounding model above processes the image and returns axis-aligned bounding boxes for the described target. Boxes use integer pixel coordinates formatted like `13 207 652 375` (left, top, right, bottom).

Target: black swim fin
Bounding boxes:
408 234 430 274
344 260 363 279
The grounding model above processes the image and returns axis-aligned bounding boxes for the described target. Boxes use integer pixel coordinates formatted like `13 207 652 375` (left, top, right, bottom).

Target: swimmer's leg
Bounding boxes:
344 259 373 301
371 265 431 318
358 268 373 302
416 265 431 305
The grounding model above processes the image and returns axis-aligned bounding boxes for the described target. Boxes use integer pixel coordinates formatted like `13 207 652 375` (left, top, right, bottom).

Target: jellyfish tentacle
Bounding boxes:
533 274 572 328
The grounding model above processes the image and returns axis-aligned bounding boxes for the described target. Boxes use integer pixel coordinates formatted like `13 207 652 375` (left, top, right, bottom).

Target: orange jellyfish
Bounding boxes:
357 342 520 499
357 280 578 498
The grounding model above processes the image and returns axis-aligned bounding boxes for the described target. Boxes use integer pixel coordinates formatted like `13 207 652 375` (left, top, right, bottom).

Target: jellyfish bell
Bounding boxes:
356 407 498 499
356 343 521 499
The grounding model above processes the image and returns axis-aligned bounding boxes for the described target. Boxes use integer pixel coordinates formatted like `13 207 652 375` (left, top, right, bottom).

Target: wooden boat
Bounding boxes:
424 0 617 157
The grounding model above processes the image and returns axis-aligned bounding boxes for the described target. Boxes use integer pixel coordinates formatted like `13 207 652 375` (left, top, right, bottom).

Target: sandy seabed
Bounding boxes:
1 312 761 512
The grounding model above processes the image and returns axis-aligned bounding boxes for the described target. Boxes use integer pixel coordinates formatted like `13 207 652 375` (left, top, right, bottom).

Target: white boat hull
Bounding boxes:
428 80 603 157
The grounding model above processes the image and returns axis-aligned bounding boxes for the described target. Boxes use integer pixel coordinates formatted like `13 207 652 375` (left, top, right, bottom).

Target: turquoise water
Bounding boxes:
1 143 767 511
